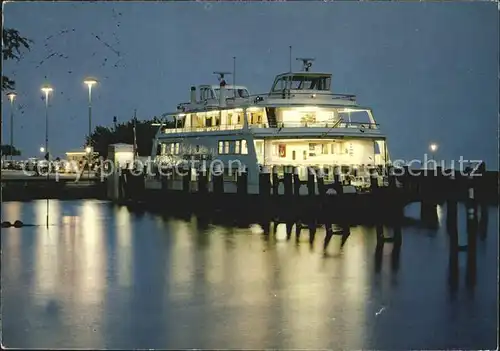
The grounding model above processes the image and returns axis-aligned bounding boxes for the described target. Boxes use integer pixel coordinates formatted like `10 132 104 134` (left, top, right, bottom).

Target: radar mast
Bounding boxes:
295 58 315 72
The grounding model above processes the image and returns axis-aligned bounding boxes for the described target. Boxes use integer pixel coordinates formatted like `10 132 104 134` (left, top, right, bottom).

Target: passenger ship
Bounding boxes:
149 58 389 193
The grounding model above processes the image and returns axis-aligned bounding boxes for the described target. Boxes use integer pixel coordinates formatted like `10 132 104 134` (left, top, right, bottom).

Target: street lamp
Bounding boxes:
6 92 17 161
84 78 97 141
41 85 53 158
40 146 45 153
429 143 438 160
41 85 53 229
84 78 97 180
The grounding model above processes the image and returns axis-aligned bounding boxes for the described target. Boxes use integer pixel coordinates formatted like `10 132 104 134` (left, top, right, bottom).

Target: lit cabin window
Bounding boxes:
161 143 166 155
218 141 224 154
321 144 329 154
224 141 230 154
235 140 241 154
241 140 248 155
175 143 180 154
255 141 263 155
170 143 175 154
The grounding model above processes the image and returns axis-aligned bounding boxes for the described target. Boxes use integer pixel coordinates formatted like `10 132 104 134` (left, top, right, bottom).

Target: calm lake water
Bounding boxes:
1 199 497 349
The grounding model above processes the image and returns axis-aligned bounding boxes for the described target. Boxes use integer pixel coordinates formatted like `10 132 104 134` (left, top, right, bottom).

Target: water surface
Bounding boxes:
1 200 497 349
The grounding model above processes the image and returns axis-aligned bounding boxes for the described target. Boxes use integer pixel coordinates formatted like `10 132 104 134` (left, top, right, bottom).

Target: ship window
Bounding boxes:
224 141 230 154
271 78 285 92
292 150 296 161
303 150 307 160
175 143 180 154
309 143 317 157
272 144 278 156
235 140 241 154
255 141 263 155
241 140 248 155
289 75 331 91
214 88 247 99
321 144 329 154
237 89 249 98
218 141 224 154
196 145 200 153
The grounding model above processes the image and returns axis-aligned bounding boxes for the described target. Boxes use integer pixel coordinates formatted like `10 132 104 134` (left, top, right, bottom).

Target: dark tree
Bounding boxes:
2 28 32 91
87 116 174 158
1 144 21 156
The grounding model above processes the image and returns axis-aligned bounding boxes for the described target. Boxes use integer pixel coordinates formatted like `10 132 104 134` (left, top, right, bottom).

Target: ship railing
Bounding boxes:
162 121 379 133
162 124 244 134
249 121 379 129
230 91 357 104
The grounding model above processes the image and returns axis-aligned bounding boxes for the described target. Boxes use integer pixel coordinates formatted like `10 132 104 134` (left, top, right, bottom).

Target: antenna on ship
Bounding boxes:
233 57 236 97
289 46 292 72
296 57 315 72
214 71 232 107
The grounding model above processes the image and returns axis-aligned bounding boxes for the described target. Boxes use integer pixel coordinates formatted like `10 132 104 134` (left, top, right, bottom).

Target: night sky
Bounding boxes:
2 1 498 169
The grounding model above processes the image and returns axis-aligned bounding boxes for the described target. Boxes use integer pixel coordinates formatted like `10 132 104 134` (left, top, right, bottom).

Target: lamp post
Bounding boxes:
84 78 97 180
41 85 53 228
6 92 17 161
429 143 438 161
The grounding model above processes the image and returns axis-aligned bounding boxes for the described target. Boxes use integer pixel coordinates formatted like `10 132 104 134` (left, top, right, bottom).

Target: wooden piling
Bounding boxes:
237 168 248 196
293 167 301 196
182 166 190 193
212 163 224 195
198 165 208 194
316 168 325 196
446 171 458 232
283 166 293 197
333 166 340 185
465 188 478 288
478 204 488 240
387 165 397 190
370 168 379 192
333 166 342 193
272 166 280 196
465 168 477 219
420 168 438 226
307 167 315 196
259 166 271 196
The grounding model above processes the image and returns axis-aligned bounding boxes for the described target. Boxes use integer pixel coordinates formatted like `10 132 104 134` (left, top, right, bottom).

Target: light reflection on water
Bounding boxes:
1 200 497 349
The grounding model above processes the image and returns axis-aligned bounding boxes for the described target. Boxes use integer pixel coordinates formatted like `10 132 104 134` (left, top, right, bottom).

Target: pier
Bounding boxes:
110 162 497 226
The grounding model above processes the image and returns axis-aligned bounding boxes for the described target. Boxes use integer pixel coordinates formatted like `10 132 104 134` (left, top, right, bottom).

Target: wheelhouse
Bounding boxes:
270 72 332 93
